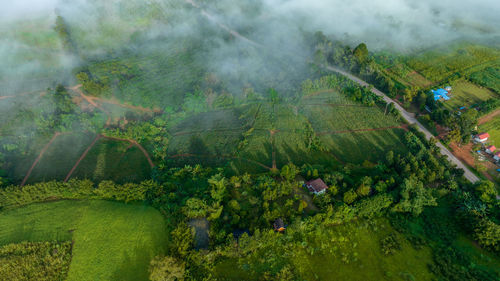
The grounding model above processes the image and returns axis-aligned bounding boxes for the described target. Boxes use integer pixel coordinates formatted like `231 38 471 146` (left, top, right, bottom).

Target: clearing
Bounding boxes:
0 200 167 281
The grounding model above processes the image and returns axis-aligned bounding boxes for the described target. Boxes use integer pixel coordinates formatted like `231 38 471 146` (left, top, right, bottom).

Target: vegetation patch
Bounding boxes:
442 80 498 111
0 200 167 281
0 241 72 281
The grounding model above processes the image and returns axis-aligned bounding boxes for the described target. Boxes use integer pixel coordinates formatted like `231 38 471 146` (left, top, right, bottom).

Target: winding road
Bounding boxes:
324 66 479 183
185 0 480 183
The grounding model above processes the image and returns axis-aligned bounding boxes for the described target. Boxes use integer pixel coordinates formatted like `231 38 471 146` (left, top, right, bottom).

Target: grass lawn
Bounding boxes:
442 80 498 111
479 115 500 147
0 200 167 281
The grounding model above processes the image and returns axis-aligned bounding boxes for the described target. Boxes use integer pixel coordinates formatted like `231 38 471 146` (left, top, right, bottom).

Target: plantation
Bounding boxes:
404 43 500 82
442 79 498 111
469 66 500 94
0 200 167 281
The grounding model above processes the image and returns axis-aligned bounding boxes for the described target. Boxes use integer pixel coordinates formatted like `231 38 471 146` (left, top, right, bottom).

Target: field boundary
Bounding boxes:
21 132 63 186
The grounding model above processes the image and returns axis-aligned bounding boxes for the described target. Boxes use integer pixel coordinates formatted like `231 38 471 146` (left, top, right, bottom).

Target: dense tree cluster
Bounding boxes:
0 241 72 281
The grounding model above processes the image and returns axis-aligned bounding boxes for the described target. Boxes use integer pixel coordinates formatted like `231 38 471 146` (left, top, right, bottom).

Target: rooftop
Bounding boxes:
477 132 490 139
306 178 328 193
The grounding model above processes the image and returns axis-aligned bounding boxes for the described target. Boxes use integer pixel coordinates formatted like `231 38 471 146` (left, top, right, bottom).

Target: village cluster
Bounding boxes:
474 132 500 168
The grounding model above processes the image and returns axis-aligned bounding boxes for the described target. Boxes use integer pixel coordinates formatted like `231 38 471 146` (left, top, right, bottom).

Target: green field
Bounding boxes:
404 43 500 82
469 66 500 94
214 219 435 281
479 115 500 146
442 80 498 111
0 200 167 281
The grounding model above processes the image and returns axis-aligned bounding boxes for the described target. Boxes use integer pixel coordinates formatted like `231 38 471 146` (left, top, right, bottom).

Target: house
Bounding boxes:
474 132 490 143
485 145 496 154
304 178 329 195
273 218 286 232
432 89 451 101
494 152 500 162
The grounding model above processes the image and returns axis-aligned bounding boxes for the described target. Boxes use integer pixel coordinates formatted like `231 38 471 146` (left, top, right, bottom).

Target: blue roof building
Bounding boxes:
432 88 451 101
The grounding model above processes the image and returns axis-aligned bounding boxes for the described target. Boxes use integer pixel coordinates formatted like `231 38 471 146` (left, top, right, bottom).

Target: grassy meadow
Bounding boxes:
0 200 167 281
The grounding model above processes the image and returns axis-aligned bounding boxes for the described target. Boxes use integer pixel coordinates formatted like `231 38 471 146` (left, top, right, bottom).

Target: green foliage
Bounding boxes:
474 219 500 252
343 190 358 205
170 223 194 258
353 43 369 64
54 15 76 53
182 198 208 219
0 179 158 210
0 200 166 281
393 177 437 216
380 233 401 255
0 241 72 281
475 181 498 204
149 256 185 281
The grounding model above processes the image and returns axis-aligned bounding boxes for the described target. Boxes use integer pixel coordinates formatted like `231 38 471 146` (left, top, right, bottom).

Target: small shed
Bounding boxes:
474 132 490 143
486 145 496 154
304 178 329 195
273 218 286 232
494 152 500 162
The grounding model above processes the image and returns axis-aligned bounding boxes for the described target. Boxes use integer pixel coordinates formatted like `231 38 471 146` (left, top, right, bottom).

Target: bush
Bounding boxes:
380 233 401 255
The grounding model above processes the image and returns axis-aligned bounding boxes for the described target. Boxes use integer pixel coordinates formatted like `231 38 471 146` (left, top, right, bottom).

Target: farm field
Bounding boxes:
375 43 500 88
441 80 498 111
404 43 500 82
0 200 167 281
469 66 500 94
166 89 407 173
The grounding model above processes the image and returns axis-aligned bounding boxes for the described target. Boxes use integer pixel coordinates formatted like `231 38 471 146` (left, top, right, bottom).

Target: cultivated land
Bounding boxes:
443 80 498 111
0 200 167 281
166 89 408 173
1 1 499 280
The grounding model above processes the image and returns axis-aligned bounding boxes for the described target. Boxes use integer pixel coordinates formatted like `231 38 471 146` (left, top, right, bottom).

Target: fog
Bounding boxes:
0 0 499 95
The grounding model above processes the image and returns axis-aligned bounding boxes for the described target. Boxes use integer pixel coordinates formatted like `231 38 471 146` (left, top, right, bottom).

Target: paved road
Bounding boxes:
325 66 480 183
184 0 480 184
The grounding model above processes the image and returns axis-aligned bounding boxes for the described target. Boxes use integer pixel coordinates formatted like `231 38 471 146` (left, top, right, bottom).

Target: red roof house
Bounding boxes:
304 178 329 194
475 132 490 143
486 145 496 154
